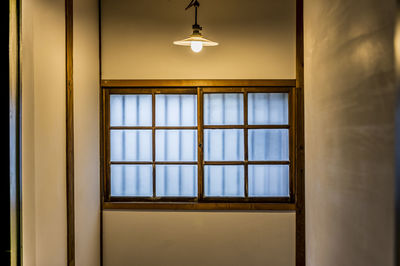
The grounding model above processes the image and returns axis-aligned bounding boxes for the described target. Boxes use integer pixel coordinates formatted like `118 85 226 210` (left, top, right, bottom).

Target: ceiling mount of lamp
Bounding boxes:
173 0 219 53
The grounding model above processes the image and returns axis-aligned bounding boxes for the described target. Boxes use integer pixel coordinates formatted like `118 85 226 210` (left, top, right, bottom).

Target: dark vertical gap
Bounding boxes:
295 0 306 264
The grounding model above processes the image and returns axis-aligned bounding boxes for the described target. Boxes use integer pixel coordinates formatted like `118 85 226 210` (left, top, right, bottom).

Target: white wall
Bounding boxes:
304 0 397 265
21 0 67 265
101 0 296 79
101 1 297 265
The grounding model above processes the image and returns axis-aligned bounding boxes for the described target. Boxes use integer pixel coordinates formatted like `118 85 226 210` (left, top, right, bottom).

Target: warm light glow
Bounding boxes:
191 41 203 53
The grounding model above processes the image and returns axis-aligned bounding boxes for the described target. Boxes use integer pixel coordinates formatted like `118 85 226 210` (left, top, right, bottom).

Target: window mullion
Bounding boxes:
152 92 156 198
244 91 249 198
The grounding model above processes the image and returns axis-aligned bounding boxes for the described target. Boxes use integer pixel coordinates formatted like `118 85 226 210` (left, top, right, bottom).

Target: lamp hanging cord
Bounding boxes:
185 0 201 30
185 0 199 10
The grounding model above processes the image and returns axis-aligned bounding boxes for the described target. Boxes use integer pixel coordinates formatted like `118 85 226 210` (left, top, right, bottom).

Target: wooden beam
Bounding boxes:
101 79 296 88
65 0 75 265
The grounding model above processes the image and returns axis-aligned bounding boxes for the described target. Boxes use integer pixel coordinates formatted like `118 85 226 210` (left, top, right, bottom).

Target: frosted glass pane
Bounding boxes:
204 93 243 125
156 94 197 126
249 165 289 197
156 130 197 161
248 93 288 125
204 165 244 197
156 165 197 197
111 165 152 196
204 129 244 161
110 130 152 161
248 129 289 161
110 95 152 126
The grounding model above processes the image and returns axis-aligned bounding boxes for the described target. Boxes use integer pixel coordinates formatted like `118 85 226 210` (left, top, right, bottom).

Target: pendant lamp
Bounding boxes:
173 0 218 53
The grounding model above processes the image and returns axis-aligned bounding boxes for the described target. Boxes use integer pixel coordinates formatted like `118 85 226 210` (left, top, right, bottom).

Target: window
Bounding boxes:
102 82 298 210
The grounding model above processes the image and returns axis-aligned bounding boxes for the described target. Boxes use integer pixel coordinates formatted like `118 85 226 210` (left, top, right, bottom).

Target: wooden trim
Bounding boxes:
107 88 197 94
65 0 75 265
204 125 290 129
197 87 204 200
104 90 111 201
98 0 104 264
202 87 292 93
152 93 156 198
104 202 296 211
296 0 306 265
101 79 296 88
243 92 249 198
204 161 290 165
110 126 198 130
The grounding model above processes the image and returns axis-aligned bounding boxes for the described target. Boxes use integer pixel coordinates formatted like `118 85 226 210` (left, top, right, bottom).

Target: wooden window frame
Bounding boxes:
101 80 300 211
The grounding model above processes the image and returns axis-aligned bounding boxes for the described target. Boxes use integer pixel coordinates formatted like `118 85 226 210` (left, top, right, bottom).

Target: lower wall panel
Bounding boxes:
103 210 295 266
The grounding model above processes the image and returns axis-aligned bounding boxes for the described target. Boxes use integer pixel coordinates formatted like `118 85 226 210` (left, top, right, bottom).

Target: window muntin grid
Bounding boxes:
105 87 293 203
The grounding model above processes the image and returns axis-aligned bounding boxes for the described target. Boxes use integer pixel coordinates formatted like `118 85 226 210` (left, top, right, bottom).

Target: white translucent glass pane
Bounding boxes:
156 130 197 161
156 165 197 197
204 129 244 161
204 165 244 197
204 93 243 125
249 165 289 197
156 94 197 126
110 95 152 126
111 165 152 196
248 93 288 125
248 129 289 161
110 130 152 161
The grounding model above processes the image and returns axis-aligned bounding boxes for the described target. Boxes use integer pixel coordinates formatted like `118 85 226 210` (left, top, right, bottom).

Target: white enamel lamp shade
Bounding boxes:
174 33 218 52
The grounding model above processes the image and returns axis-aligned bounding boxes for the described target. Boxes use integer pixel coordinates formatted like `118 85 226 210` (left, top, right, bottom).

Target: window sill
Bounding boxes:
103 201 296 211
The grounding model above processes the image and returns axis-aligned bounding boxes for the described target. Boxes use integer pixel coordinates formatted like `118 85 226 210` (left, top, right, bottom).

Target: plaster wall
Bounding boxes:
304 0 397 265
101 0 296 79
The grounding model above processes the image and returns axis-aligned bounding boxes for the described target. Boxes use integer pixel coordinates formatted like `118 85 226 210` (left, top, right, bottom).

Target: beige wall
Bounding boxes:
304 0 397 265
74 0 100 265
103 211 295 266
101 1 296 265
21 0 67 265
21 0 100 265
101 0 296 79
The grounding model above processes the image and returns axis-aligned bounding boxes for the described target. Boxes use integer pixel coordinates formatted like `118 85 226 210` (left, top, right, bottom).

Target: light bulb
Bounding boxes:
191 41 203 53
